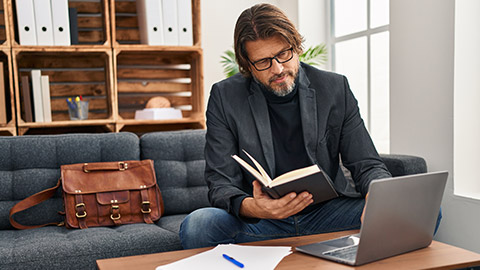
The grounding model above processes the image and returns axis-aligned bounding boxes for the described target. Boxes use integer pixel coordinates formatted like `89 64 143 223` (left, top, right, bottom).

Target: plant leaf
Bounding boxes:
299 44 327 67
220 49 239 77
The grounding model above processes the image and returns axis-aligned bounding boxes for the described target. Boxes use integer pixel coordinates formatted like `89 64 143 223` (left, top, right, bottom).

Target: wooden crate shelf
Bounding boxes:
12 48 115 134
114 46 204 131
110 0 201 47
9 0 110 47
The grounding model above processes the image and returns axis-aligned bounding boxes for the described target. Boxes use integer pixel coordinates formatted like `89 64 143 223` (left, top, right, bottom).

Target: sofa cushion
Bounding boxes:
0 224 181 270
0 133 140 230
156 214 188 234
379 154 427 176
140 130 210 215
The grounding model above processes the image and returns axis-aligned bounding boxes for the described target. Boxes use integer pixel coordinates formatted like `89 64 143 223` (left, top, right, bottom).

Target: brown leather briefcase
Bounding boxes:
10 160 164 229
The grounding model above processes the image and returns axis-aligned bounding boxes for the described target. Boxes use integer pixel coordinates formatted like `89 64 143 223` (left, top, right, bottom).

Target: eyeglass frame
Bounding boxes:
248 47 294 71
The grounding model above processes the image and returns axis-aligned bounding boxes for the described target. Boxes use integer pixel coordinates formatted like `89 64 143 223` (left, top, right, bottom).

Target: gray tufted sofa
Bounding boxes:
0 129 426 269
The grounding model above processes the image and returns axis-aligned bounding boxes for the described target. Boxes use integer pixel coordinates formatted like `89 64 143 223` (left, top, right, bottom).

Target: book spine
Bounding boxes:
0 62 6 124
68 8 79 44
31 70 44 122
263 186 281 199
21 76 33 123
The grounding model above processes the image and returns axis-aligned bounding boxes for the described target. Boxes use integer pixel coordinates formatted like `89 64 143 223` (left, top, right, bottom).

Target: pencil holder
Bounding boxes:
67 100 89 120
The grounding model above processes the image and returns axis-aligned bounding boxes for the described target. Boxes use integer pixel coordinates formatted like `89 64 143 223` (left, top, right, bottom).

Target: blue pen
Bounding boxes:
222 254 244 268
66 98 75 109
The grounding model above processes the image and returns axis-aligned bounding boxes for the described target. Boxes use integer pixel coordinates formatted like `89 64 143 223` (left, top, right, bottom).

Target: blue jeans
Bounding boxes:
180 196 366 249
179 197 443 249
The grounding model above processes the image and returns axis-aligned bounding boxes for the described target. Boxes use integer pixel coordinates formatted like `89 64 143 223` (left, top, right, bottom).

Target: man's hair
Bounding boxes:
234 3 304 77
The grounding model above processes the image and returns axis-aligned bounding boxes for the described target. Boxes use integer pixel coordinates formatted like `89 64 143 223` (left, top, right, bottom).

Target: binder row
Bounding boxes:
16 0 72 46
16 0 194 46
137 0 193 46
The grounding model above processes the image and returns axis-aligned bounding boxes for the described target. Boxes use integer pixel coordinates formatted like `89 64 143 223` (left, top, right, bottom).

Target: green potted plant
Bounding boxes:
220 43 328 77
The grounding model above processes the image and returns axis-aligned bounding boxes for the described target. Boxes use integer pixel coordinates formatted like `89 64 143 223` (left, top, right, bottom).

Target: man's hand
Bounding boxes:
239 180 313 219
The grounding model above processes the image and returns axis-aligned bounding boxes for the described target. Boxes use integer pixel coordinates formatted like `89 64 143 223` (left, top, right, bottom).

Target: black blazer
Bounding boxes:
205 63 391 218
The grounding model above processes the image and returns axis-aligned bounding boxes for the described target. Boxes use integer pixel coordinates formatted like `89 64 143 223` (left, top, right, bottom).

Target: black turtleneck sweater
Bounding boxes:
259 83 311 178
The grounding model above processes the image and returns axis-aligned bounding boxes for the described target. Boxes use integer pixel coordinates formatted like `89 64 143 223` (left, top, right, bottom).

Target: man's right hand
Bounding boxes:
239 180 313 219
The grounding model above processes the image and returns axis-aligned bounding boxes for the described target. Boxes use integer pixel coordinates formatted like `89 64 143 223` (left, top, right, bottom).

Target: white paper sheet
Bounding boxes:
156 244 292 270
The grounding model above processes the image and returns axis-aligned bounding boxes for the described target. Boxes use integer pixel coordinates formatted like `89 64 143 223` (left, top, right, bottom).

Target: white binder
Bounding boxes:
162 0 179 45
177 0 193 46
41 75 52 122
16 0 38 45
33 0 55 45
31 70 44 122
136 0 164 45
51 0 71 46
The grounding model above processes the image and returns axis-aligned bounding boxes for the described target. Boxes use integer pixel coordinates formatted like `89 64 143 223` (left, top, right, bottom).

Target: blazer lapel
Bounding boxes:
248 85 276 176
298 69 319 163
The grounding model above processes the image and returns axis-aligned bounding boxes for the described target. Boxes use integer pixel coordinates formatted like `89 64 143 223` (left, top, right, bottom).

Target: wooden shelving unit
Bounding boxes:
1 0 203 135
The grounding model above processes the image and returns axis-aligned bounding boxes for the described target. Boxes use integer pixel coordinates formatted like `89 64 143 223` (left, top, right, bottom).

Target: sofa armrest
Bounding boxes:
379 154 427 177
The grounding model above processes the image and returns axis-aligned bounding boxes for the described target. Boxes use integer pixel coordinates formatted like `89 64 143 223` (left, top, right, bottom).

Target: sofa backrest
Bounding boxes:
0 133 140 230
140 129 209 215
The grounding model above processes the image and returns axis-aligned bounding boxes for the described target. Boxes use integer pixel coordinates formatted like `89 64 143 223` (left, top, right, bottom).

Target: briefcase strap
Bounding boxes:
9 179 63 230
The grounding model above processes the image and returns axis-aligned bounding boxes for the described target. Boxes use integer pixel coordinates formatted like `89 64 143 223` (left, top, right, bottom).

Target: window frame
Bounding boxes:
327 0 389 132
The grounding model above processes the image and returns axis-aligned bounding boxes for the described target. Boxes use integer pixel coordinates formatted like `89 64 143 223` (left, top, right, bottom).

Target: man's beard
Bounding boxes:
257 66 299 97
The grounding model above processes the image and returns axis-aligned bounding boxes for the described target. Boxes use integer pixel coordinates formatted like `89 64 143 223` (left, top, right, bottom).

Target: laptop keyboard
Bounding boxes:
323 245 358 261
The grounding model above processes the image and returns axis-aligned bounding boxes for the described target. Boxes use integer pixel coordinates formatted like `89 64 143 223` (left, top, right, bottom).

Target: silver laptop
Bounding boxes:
296 171 448 266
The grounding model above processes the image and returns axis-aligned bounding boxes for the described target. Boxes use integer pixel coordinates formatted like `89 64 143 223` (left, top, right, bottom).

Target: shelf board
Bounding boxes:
11 46 112 53
118 117 204 126
113 45 203 53
18 119 115 128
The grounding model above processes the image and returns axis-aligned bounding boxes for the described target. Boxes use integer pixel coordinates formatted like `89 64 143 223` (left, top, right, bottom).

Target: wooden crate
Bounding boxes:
111 0 201 47
12 48 115 134
0 0 11 46
9 0 110 47
114 48 203 118
0 47 15 135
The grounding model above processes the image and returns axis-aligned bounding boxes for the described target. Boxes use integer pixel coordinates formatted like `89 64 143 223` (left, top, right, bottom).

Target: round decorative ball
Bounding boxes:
145 96 171 108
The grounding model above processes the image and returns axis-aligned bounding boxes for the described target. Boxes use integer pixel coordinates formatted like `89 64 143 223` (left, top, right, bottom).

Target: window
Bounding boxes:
329 0 390 153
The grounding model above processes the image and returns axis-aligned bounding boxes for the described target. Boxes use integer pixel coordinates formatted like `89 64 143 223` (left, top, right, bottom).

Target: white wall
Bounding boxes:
453 0 480 200
298 0 327 50
201 0 300 108
390 0 480 253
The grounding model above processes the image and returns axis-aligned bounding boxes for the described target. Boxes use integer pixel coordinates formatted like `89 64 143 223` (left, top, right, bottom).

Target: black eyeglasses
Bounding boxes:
248 48 294 71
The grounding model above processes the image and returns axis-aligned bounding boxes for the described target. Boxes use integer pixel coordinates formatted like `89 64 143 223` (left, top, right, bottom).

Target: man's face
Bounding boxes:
245 35 299 96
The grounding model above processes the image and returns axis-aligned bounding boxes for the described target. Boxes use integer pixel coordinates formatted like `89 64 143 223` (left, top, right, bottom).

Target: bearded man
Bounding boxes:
179 3 391 249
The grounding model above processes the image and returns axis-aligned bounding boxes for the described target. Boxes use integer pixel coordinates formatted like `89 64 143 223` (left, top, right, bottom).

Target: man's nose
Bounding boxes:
270 58 284 74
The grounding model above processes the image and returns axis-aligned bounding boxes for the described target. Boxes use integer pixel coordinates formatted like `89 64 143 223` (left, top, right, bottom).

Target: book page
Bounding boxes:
269 165 320 187
231 155 269 186
156 244 292 270
242 150 272 183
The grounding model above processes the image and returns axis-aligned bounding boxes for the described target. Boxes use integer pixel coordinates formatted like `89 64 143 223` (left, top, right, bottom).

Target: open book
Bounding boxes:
232 150 339 204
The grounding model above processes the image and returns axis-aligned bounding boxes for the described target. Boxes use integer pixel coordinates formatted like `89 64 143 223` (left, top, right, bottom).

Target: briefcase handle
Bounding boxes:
83 161 129 173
